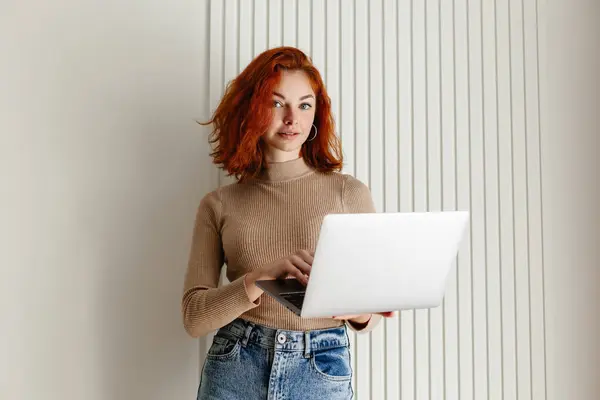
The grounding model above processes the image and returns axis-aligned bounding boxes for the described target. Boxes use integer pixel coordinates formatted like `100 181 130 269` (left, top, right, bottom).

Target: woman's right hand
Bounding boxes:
244 250 314 302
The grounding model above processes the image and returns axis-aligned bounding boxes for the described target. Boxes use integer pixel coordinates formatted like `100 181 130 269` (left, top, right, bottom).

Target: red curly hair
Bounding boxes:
200 46 343 182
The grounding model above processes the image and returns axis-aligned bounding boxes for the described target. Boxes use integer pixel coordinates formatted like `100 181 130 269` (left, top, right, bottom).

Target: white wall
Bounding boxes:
2 0 598 400
206 0 548 399
1 1 211 399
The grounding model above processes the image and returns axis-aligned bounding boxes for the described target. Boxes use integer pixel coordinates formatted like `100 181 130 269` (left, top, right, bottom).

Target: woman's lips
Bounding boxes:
278 132 300 139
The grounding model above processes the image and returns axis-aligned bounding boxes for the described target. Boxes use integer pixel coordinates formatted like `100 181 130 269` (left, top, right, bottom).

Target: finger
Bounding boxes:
297 250 315 266
332 315 360 320
297 272 309 285
290 255 312 275
286 264 308 285
296 252 314 269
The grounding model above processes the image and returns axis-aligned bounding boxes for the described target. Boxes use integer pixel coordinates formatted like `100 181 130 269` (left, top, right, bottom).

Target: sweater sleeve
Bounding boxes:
181 190 260 338
342 174 384 334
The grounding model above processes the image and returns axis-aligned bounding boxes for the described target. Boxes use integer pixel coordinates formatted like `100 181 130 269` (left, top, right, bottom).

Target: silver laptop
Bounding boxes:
256 211 469 318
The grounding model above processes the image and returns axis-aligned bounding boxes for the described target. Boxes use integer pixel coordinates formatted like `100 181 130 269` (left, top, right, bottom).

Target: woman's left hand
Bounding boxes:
332 312 395 324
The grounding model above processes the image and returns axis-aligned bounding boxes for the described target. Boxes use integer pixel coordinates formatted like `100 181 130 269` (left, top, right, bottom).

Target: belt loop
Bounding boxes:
241 322 254 347
304 331 311 358
343 324 350 347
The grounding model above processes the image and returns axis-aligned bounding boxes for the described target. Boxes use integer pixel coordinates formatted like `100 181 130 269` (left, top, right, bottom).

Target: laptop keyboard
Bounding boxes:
280 292 305 309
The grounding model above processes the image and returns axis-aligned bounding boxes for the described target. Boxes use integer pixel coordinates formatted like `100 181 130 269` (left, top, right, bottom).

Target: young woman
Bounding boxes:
182 46 393 400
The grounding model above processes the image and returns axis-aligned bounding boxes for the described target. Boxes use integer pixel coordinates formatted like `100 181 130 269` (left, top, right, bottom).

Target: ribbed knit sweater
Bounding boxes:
181 157 382 337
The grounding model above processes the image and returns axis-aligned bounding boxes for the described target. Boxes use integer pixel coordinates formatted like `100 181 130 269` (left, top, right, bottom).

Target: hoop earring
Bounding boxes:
307 124 317 141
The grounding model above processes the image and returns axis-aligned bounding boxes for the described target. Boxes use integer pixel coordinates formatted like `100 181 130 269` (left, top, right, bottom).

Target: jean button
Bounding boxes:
277 333 286 344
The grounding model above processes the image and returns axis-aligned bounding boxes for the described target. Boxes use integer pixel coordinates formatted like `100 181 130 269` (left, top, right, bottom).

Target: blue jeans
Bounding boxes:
197 318 354 400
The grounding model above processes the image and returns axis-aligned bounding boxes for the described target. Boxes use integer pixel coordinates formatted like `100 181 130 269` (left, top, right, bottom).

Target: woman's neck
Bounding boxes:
257 157 314 182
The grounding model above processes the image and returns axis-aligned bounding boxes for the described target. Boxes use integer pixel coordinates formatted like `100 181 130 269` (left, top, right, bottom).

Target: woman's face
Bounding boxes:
262 70 316 162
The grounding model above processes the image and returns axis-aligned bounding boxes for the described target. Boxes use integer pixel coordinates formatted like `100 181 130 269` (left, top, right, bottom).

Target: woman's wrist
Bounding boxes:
245 270 256 284
244 271 264 302
349 314 371 326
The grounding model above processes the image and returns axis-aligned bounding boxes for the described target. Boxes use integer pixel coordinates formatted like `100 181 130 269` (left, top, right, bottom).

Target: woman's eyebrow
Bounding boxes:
273 92 315 101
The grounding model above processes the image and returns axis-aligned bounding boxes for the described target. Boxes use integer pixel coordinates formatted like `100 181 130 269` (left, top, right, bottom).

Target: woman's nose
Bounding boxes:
283 109 298 125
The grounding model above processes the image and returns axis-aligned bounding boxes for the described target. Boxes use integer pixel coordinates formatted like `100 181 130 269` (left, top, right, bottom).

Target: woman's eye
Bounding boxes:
273 100 283 108
300 103 312 110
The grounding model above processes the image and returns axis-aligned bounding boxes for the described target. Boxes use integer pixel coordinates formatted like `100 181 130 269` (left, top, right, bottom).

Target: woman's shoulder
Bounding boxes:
332 173 375 213
198 179 257 209
197 188 222 214
324 171 370 193
199 181 239 204
196 182 246 222
310 170 371 195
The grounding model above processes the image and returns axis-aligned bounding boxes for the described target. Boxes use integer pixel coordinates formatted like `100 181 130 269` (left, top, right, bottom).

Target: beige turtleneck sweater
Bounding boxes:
182 157 382 337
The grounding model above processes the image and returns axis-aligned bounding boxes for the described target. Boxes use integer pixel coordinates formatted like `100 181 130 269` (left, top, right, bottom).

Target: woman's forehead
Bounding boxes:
273 70 316 97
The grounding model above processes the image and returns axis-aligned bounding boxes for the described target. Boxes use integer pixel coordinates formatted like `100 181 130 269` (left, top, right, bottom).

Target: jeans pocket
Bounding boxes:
310 346 353 381
206 333 240 360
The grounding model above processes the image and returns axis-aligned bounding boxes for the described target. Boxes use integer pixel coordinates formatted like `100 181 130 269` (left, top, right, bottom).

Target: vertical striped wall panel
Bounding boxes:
201 1 546 399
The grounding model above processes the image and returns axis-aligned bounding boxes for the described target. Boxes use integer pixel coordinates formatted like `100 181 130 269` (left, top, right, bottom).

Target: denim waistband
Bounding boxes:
217 318 349 357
